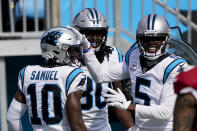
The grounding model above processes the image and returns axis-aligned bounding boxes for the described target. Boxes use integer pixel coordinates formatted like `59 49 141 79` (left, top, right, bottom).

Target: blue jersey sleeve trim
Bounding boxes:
117 48 123 62
163 58 187 84
19 66 27 90
66 68 83 96
125 44 138 65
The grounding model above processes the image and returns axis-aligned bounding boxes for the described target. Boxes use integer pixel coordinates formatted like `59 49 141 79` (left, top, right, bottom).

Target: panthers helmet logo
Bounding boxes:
41 31 63 46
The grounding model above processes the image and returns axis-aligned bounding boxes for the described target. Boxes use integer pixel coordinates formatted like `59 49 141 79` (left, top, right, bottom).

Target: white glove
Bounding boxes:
66 25 91 50
103 88 131 110
126 127 133 131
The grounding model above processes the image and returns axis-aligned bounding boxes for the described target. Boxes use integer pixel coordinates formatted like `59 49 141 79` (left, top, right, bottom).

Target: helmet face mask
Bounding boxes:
138 36 169 60
136 14 170 60
72 8 109 52
67 45 83 65
40 26 83 65
80 29 107 50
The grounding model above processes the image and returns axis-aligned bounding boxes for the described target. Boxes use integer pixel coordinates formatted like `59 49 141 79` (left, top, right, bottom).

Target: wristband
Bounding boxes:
83 46 92 53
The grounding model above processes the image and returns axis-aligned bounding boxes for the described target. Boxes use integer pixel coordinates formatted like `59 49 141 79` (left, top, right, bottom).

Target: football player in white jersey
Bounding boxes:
72 8 133 131
68 14 188 131
6 26 87 131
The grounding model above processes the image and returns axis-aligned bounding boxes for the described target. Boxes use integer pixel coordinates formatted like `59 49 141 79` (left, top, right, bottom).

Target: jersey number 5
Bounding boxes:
135 77 151 106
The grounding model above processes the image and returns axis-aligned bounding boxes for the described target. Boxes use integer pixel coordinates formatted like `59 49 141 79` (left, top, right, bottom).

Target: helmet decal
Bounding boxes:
40 26 83 65
151 14 157 30
87 8 95 21
147 14 151 30
87 8 100 24
92 8 99 24
41 31 63 46
147 14 157 31
72 8 108 29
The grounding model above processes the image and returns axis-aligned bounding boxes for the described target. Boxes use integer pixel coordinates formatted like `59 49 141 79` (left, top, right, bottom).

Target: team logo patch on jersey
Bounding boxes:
130 63 137 72
177 63 185 72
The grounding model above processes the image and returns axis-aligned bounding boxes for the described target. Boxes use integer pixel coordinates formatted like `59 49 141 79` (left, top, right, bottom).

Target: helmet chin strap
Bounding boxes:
69 59 82 67
143 53 162 60
63 57 70 65
41 52 54 60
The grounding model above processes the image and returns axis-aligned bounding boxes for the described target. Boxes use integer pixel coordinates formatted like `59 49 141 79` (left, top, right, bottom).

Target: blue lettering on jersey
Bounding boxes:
31 71 58 80
40 71 46 80
53 71 58 80
35 71 40 80
31 71 36 80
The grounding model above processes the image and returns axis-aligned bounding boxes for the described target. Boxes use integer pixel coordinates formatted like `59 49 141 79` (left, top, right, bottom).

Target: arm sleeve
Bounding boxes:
84 49 129 83
135 64 185 120
6 98 27 131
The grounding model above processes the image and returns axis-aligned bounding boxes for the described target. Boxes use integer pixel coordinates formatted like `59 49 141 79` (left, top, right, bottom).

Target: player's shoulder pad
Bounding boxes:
163 55 187 84
110 45 124 62
125 42 138 65
66 68 85 96
19 66 27 90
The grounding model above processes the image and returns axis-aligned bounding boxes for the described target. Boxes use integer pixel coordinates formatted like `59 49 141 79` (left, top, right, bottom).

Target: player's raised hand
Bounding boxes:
103 88 131 110
66 25 91 50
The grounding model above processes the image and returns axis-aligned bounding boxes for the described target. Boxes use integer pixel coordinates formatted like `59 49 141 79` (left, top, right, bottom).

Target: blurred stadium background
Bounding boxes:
0 0 197 130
